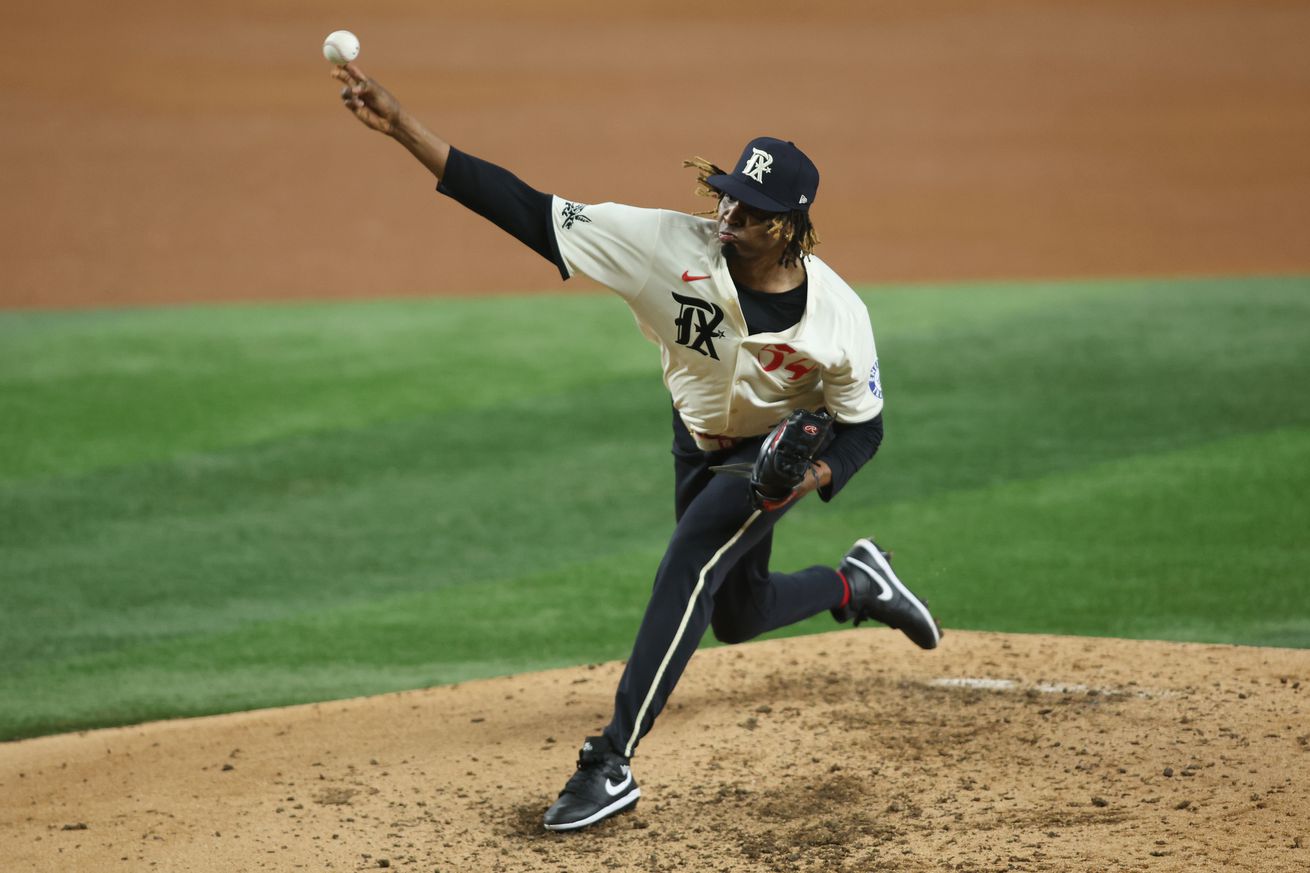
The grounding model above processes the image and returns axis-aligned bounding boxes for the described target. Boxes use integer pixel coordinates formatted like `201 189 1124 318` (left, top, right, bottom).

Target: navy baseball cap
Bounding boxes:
707 136 819 213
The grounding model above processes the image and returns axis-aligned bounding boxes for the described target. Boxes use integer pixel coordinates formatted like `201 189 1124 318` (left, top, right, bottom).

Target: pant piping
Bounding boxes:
623 509 762 757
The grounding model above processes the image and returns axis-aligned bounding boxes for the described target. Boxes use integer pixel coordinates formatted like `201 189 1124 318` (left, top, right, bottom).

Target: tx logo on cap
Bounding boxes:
742 148 773 184
706 136 819 213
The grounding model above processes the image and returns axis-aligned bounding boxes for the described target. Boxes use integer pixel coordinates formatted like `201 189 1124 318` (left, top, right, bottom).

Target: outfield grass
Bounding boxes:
2 276 1308 740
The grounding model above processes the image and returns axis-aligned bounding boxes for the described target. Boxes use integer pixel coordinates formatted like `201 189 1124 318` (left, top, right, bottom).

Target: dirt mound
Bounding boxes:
3 630 1307 871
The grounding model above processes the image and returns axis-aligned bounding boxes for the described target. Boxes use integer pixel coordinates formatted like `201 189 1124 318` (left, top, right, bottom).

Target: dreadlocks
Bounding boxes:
683 157 820 269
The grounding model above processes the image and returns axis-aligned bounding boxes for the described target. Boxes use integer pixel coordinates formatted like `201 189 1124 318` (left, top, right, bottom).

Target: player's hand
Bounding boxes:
333 63 402 135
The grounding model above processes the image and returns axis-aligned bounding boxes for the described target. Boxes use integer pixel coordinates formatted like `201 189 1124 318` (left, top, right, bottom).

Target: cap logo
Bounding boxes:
798 194 808 204
741 148 773 184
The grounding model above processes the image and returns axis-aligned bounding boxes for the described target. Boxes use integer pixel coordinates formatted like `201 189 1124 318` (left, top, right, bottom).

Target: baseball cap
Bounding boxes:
706 136 819 213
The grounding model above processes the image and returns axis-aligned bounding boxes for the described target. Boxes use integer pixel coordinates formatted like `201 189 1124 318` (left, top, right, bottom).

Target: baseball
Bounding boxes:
322 30 360 65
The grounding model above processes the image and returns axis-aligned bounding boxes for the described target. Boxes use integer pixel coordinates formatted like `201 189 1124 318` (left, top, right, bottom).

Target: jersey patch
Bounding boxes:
869 359 883 400
560 202 592 230
671 292 726 360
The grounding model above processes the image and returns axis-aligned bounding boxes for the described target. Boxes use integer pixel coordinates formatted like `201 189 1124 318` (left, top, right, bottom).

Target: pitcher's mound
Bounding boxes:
3 630 1307 871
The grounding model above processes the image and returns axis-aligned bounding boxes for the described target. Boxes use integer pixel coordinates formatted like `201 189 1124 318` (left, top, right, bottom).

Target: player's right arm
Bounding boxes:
334 63 452 178
332 63 662 299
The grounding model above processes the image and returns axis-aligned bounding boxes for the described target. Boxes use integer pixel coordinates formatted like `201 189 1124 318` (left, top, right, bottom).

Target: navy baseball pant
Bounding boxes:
603 411 845 758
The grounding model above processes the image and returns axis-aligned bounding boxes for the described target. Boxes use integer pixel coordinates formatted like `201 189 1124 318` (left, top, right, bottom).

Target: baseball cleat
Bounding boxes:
833 538 942 649
543 735 641 831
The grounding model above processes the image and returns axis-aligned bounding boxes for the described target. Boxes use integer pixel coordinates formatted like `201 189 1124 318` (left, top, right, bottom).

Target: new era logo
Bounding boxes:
799 194 808 204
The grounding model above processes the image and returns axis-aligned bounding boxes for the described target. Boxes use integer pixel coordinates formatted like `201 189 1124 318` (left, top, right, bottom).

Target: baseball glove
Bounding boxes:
712 409 834 510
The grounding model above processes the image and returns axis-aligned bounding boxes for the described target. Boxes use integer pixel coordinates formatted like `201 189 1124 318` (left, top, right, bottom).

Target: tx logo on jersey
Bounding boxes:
742 148 773 184
672 291 725 360
561 201 591 230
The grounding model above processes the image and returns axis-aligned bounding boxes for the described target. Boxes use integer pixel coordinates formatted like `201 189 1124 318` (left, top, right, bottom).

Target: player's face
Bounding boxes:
716 195 786 261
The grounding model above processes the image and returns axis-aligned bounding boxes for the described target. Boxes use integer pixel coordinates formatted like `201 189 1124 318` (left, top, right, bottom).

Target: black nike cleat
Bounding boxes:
543 735 640 831
833 538 942 649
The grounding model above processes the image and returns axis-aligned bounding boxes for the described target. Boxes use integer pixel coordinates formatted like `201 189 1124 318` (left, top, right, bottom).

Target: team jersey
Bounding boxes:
550 198 884 448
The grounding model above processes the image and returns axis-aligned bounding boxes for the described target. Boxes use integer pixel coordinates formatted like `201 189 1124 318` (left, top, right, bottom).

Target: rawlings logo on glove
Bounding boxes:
711 409 834 511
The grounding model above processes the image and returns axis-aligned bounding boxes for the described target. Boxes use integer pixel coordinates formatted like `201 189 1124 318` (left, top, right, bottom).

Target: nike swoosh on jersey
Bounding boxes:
605 766 633 796
681 271 711 282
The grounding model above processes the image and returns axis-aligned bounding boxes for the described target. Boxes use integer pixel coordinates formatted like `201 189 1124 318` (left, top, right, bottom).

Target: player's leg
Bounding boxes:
707 533 943 649
684 411 937 647
602 446 775 755
544 431 774 830
708 532 843 645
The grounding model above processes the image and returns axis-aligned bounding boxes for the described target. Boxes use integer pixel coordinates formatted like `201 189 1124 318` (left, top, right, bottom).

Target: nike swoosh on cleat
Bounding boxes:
856 541 942 647
846 557 895 601
681 271 711 282
604 767 633 796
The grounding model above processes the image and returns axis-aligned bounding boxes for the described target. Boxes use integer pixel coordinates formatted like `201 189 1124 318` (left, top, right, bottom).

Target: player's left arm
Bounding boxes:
813 309 886 501
814 414 884 501
747 411 878 511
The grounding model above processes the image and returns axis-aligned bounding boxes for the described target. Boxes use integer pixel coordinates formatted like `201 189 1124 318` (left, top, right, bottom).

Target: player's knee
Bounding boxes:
710 614 755 646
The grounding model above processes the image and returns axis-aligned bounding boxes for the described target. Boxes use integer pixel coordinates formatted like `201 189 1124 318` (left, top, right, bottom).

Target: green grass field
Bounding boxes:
2 275 1308 741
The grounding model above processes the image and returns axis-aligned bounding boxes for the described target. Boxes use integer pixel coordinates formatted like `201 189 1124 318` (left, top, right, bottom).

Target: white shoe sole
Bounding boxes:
542 787 641 831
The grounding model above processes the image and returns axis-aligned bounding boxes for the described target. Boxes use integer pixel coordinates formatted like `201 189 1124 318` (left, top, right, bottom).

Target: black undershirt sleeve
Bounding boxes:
435 146 569 280
817 413 884 501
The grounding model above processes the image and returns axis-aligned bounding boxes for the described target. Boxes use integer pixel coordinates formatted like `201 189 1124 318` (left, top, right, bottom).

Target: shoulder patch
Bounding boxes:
868 359 883 399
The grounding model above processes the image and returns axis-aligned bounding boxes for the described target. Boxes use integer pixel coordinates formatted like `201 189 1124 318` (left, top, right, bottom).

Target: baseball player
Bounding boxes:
331 62 942 832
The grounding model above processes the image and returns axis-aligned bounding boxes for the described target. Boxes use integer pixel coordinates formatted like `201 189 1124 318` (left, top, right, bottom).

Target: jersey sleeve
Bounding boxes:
822 306 884 424
550 197 662 300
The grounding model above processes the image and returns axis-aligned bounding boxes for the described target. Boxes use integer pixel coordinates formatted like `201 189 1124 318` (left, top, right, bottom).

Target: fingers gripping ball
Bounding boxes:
749 409 833 510
323 30 360 65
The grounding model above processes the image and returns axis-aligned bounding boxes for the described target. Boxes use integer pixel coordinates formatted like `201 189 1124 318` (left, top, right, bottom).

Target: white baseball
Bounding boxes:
323 30 360 65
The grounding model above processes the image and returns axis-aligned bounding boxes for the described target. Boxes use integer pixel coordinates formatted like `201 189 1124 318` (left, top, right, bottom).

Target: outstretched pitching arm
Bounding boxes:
329 62 564 273
333 62 452 181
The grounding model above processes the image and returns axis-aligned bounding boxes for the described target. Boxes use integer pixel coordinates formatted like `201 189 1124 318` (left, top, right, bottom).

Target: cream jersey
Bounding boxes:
550 197 884 447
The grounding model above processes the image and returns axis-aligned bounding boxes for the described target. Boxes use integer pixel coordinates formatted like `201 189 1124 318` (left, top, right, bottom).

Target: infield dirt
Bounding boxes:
3 630 1308 872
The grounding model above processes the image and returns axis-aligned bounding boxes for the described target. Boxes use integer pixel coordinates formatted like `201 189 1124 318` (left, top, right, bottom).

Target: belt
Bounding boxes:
691 431 755 452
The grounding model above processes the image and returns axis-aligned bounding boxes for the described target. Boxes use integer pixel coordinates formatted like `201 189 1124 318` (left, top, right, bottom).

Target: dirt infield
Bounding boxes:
2 630 1307 872
4 1 1309 308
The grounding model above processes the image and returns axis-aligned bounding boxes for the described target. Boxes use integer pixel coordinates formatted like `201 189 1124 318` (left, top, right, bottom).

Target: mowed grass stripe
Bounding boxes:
1 386 673 665
0 297 654 480
7 425 1307 739
772 425 1310 648
1 275 1307 739
1 551 664 739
